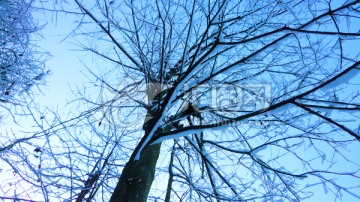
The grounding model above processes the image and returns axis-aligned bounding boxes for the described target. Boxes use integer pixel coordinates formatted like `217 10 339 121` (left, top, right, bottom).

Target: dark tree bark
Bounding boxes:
110 84 165 201
109 142 161 202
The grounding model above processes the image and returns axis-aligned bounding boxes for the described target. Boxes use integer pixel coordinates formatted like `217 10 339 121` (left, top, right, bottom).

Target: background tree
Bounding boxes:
2 0 360 201
0 0 48 107
0 0 50 201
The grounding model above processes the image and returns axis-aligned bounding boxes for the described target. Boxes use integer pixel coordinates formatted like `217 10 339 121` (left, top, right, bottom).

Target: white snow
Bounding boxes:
322 68 360 90
270 103 292 114
251 145 268 155
150 129 200 145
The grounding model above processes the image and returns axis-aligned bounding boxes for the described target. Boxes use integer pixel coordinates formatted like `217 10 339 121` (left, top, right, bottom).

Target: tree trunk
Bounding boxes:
110 84 166 201
109 140 161 202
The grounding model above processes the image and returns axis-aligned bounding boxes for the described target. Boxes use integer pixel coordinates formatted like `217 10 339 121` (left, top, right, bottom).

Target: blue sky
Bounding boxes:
1 1 359 201
34 8 84 109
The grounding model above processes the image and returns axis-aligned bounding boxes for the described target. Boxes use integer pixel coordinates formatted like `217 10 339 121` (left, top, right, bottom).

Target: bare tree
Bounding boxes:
0 0 50 201
3 0 360 201
0 0 49 106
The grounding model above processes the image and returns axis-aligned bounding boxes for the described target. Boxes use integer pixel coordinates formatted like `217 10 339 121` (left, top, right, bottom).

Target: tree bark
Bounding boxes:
110 84 168 201
109 140 161 202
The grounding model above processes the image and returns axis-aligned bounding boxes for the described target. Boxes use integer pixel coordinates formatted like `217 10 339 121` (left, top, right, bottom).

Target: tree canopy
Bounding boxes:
0 0 48 106
1 0 360 201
